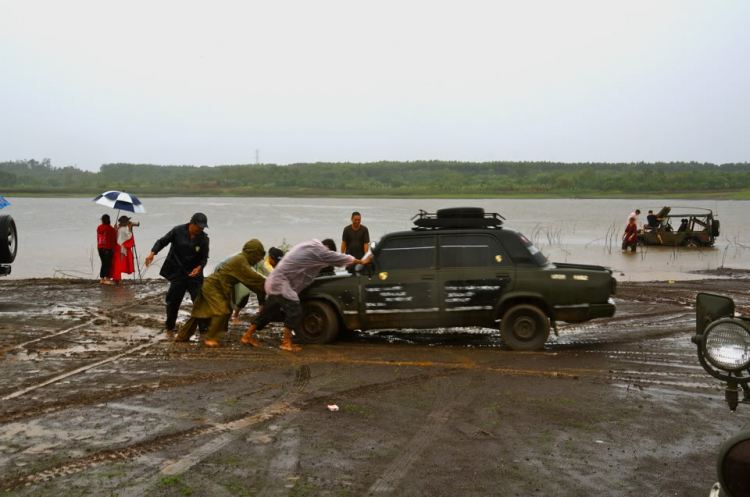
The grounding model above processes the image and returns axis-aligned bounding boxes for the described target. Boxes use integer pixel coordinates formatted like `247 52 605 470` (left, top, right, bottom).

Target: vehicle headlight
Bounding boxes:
703 319 750 372
718 431 750 497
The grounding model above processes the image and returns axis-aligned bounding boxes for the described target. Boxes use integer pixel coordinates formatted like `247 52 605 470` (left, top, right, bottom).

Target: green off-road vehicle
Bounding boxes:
638 206 719 248
298 207 616 351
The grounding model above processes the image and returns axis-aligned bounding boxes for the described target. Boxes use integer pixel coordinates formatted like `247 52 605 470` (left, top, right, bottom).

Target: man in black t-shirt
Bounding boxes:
646 210 660 228
341 211 370 259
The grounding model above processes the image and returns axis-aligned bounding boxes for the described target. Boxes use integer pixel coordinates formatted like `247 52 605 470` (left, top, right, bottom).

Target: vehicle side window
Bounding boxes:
377 236 436 270
440 235 510 268
500 233 547 265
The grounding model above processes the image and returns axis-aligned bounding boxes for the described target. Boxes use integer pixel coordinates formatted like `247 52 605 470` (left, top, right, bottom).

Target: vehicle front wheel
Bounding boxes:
0 215 18 264
683 237 701 248
500 304 550 351
298 301 340 344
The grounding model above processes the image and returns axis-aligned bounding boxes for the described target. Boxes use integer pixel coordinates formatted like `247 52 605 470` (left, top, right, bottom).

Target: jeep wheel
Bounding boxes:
683 237 700 248
0 215 17 264
500 304 550 351
298 301 340 344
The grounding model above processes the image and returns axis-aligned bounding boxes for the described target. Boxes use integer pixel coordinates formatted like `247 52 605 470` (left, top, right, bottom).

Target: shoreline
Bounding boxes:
4 190 750 200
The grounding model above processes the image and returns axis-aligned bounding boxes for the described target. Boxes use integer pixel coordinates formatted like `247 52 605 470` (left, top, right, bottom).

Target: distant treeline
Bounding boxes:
2 158 750 196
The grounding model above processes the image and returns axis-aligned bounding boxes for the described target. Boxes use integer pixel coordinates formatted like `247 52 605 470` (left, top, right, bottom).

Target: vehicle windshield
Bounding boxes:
518 234 548 265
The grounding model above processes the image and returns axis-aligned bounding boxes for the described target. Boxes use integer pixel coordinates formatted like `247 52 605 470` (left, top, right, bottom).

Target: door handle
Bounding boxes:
421 275 435 280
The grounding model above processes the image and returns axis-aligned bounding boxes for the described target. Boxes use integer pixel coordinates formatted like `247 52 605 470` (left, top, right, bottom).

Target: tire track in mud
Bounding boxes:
1 341 159 401
0 402 299 492
0 366 462 491
157 365 313 479
0 292 164 355
0 362 287 424
367 372 483 494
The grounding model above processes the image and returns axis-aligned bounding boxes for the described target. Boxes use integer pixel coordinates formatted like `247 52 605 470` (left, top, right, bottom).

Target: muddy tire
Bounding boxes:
0 215 17 264
712 220 720 237
298 301 340 344
500 304 550 351
683 237 700 248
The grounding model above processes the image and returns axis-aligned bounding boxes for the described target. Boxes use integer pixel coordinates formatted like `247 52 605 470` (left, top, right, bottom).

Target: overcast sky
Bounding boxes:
1 1 748 171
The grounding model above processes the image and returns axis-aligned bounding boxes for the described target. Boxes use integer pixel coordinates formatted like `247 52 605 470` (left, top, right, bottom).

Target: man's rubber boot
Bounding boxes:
165 304 180 332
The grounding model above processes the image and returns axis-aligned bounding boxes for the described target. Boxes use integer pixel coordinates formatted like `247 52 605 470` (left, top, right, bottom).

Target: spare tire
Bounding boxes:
436 207 485 219
712 219 720 237
0 215 17 264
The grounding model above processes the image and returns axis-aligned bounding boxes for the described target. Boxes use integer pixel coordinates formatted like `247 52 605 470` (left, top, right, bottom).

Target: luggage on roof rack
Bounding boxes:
412 207 505 229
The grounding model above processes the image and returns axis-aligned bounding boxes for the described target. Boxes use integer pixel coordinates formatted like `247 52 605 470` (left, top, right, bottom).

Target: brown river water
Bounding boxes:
3 197 748 281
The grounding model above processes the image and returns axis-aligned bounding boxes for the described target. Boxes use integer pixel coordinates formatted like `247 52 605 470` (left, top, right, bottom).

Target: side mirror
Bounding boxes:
696 292 735 335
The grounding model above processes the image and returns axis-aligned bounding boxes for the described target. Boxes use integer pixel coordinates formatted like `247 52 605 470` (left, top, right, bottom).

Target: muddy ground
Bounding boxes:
0 275 749 496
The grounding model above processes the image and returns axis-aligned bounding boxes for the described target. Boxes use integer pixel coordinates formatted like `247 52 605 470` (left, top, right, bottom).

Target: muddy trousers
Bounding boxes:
177 315 229 342
165 276 205 332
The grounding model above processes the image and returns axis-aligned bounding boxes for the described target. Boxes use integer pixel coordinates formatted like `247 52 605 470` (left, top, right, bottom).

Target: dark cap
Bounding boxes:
118 215 131 225
268 247 284 262
190 212 208 229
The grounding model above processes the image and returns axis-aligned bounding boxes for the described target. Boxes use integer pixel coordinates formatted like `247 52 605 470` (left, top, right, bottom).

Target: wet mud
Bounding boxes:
0 275 748 496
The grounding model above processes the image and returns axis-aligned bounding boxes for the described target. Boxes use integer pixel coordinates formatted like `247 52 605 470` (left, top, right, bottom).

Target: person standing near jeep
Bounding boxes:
622 217 638 253
341 211 370 259
144 213 210 332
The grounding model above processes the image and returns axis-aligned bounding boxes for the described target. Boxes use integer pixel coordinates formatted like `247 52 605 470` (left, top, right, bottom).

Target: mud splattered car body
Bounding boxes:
299 208 616 350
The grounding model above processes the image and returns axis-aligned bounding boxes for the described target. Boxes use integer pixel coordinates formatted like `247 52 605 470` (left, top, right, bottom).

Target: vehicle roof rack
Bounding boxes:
411 207 505 230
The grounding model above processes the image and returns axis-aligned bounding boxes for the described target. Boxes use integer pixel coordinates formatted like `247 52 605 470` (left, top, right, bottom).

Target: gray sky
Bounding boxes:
1 1 748 171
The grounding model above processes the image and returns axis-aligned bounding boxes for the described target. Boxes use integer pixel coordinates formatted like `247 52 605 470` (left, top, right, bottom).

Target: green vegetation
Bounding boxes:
159 473 193 495
2 158 750 198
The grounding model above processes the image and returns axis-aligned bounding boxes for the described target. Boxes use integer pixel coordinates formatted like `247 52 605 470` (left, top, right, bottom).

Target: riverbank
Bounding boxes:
0 274 747 495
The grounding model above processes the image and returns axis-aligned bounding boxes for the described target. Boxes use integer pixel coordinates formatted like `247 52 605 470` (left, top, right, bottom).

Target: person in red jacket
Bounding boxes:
622 217 638 253
111 216 136 284
96 214 116 285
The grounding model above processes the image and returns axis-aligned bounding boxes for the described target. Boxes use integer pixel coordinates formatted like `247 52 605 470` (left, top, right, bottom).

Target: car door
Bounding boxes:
363 235 438 329
438 233 514 327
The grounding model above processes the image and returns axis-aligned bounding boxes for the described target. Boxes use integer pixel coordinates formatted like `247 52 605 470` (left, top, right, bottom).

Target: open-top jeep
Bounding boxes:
638 206 720 247
298 207 616 351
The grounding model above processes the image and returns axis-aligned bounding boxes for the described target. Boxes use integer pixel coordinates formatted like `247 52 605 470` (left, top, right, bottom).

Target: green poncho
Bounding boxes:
190 239 267 319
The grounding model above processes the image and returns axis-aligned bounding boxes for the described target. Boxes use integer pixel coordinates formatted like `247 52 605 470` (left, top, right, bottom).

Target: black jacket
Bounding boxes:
150 224 209 281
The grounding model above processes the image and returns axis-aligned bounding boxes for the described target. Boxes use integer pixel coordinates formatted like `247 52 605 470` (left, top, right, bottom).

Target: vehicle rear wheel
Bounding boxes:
500 304 550 351
0 215 17 264
298 301 340 344
683 237 700 248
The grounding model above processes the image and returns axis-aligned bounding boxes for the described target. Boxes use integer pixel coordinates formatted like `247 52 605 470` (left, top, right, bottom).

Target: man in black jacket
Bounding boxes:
145 213 210 332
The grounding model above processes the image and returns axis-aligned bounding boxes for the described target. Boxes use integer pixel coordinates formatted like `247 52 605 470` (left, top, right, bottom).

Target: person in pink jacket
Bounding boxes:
241 239 371 351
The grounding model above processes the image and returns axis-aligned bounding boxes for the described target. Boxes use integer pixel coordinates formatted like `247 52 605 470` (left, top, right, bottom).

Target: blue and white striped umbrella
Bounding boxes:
0 195 9 210
92 191 146 214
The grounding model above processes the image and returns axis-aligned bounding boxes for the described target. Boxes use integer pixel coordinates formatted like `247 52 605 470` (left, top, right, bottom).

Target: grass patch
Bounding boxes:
159 473 193 495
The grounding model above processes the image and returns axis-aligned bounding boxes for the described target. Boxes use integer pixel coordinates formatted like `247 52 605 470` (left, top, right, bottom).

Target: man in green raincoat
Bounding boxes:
176 239 267 346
